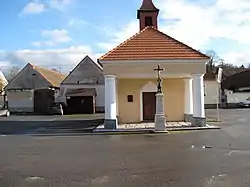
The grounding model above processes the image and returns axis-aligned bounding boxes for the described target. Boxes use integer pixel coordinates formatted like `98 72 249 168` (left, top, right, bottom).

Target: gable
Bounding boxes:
61 56 104 85
99 26 210 61
33 65 66 87
5 64 52 90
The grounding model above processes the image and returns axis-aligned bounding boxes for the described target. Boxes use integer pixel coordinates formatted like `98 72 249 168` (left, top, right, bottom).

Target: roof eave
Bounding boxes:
100 59 209 65
137 9 159 19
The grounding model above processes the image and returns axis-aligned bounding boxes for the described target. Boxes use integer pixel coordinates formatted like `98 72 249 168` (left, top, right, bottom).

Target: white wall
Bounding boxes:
58 84 105 108
204 80 220 105
226 91 250 103
6 90 34 112
0 95 4 107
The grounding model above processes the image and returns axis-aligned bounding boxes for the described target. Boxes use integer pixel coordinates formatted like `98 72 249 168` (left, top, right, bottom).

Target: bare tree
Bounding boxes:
6 66 20 82
204 50 249 77
206 50 223 71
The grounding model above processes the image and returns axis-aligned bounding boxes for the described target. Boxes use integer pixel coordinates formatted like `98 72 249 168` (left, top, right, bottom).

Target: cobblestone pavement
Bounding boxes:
97 122 192 129
96 122 218 131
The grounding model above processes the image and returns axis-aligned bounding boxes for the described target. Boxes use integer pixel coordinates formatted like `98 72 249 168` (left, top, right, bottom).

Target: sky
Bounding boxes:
0 0 250 74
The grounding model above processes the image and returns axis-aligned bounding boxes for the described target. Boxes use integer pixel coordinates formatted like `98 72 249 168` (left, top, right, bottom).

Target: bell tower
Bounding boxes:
137 0 159 31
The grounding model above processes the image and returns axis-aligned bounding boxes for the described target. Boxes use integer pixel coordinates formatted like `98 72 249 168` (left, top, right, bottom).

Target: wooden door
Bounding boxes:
67 96 94 114
143 92 156 121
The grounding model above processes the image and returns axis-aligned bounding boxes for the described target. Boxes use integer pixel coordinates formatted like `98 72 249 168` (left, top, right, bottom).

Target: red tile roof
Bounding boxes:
31 64 66 87
99 26 210 61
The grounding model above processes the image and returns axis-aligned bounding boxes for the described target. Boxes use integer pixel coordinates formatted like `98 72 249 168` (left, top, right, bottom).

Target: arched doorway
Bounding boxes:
140 81 157 122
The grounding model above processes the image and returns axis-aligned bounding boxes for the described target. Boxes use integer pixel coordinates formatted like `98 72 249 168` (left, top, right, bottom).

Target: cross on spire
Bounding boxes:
154 64 164 78
154 64 164 93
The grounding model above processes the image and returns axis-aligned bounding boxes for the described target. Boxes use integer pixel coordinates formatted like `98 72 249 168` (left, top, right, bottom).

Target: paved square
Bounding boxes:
0 109 249 186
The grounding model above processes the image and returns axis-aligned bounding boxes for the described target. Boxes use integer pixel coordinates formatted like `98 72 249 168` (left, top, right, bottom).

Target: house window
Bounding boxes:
145 16 153 27
127 95 133 102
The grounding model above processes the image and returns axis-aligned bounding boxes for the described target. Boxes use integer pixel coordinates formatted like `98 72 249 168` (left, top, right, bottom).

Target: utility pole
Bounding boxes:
216 67 222 121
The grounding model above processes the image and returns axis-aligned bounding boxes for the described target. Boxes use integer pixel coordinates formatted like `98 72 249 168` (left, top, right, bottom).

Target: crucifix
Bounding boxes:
154 64 164 93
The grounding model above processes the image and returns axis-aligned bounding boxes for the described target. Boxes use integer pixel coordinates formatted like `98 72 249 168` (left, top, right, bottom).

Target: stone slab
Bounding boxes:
97 122 220 132
93 124 220 135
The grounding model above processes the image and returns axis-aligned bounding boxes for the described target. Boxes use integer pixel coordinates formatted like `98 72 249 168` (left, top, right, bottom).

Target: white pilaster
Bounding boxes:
104 75 117 129
192 74 205 120
184 78 193 116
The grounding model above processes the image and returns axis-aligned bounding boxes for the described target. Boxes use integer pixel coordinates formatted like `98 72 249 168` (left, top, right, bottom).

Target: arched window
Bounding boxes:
145 16 153 27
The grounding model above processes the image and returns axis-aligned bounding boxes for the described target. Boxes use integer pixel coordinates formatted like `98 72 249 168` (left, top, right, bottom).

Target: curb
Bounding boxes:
1 125 220 137
21 130 156 136
88 125 221 135
207 120 224 123
167 126 221 131
22 125 220 136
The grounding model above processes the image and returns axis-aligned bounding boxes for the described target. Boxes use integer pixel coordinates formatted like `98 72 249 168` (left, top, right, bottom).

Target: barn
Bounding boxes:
5 63 66 114
59 56 104 114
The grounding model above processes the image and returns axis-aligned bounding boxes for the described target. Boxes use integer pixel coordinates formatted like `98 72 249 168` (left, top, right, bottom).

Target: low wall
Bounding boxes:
0 95 4 107
226 92 250 103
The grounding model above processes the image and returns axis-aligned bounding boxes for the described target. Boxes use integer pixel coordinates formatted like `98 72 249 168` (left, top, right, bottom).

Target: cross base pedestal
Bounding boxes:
154 114 166 132
154 93 167 132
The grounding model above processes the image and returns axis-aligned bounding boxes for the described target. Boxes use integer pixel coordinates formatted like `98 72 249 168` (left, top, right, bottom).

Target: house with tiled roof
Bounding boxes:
5 63 66 113
0 70 8 94
59 56 105 114
99 0 211 129
0 70 8 108
221 70 250 107
203 71 221 108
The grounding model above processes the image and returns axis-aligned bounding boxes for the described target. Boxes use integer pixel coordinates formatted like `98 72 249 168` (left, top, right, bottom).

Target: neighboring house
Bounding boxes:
5 63 66 113
0 70 8 92
0 70 8 107
99 0 210 129
221 70 250 106
59 56 104 114
204 71 221 108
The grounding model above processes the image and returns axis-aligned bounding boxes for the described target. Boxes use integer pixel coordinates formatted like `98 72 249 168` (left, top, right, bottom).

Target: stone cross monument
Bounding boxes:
154 65 167 132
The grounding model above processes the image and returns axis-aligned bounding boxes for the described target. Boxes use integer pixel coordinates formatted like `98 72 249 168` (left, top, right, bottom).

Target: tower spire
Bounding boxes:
137 0 159 30
139 0 159 12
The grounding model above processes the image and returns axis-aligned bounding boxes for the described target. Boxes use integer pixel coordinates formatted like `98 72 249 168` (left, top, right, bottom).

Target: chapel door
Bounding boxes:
143 92 156 121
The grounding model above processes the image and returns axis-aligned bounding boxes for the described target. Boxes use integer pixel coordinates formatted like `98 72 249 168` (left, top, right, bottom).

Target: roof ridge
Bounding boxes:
150 27 210 59
91 58 103 71
32 64 64 76
99 26 210 61
61 55 103 85
31 64 66 87
99 27 150 60
228 69 250 77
